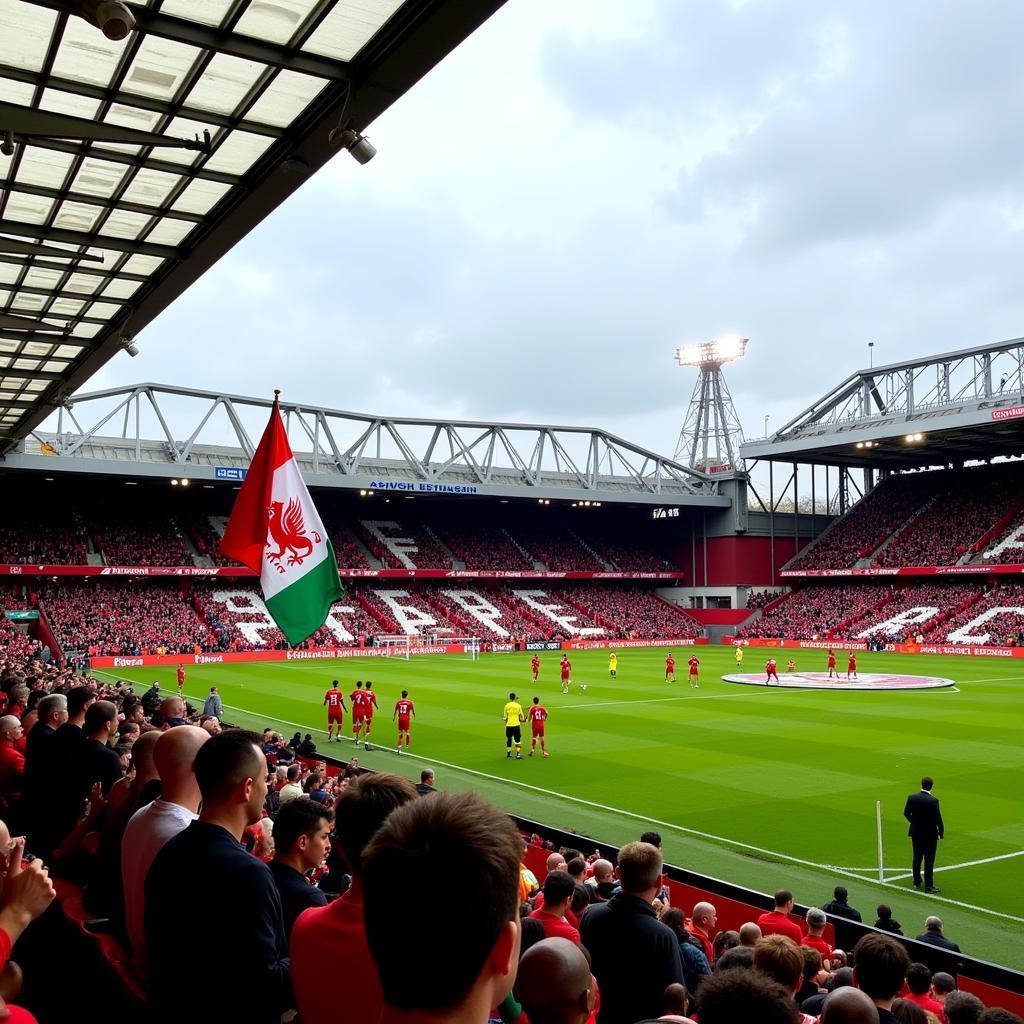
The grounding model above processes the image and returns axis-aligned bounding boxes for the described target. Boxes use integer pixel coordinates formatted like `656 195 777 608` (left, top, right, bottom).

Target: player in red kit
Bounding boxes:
176 664 185 696
393 689 415 752
786 659 796 673
531 654 540 681
665 654 676 683
527 696 549 758
559 655 572 694
323 679 348 742
350 680 366 745
765 657 779 684
827 650 837 679
362 680 380 750
687 654 700 688
847 652 858 680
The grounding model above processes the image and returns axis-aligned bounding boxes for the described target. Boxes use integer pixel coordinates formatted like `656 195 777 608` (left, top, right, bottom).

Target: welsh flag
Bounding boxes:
220 395 343 646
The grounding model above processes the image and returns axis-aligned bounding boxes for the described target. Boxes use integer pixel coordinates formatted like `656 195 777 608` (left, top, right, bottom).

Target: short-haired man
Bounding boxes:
754 935 813 1022
503 692 525 759
269 796 332 942
944 991 985 1024
905 962 946 1019
203 686 223 719
696 967 801 1024
904 775 944 894
586 859 615 902
579 841 684 1024
415 768 437 795
290 772 419 1024
362 790 523 1024
530 870 581 944
801 907 833 962
851 932 911 1024
931 971 956 1010
915 915 961 953
278 763 304 804
79 700 123 796
515 937 596 1024
0 716 25 806
821 884 863 951
758 889 803 944
145 730 291 1024
820 987 880 1024
739 921 763 946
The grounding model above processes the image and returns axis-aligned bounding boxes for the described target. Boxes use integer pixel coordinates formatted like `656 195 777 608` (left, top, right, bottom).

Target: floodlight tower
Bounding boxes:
674 336 748 473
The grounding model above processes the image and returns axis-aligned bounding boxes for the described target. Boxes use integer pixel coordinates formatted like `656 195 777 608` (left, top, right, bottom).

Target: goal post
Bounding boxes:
376 634 482 660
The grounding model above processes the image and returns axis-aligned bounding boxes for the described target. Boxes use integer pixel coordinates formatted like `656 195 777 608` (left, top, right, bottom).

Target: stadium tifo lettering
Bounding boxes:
367 481 479 494
857 606 940 638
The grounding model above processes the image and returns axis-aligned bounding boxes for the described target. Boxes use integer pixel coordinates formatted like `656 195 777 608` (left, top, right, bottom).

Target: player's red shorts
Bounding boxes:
689 668 698 676
532 724 545 737
560 672 569 681
352 708 365 723
327 708 343 724
397 717 411 732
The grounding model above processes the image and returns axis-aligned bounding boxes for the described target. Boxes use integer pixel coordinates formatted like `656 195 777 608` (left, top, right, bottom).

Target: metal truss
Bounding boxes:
675 364 746 472
14 383 721 503
777 337 1024 439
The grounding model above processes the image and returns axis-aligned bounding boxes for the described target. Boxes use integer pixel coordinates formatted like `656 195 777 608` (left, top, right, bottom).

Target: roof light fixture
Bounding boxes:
328 126 376 165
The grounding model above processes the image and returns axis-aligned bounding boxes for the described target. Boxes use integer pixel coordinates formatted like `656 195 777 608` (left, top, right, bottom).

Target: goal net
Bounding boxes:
377 634 481 660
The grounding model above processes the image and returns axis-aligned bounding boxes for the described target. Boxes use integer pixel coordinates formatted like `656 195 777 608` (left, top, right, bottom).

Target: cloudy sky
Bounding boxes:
72 0 1024 465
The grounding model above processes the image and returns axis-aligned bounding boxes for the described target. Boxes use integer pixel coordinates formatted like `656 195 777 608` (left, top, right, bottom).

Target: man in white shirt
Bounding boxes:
278 763 305 804
122 725 209 972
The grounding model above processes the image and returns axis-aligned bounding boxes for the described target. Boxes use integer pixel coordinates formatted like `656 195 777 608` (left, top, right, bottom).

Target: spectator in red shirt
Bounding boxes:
0 717 25 810
800 907 833 962
290 772 419 1024
689 901 718 964
757 890 803 945
529 870 581 944
905 962 948 1022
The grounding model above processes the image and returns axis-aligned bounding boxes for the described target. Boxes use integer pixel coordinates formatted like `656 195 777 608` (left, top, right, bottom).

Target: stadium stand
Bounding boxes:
429 520 535 570
925 582 1024 646
574 526 677 572
351 518 456 570
507 525 607 571
739 584 897 640
554 586 703 639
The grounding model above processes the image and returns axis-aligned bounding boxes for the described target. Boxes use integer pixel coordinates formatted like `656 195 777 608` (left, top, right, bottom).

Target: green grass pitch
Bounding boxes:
101 646 1024 969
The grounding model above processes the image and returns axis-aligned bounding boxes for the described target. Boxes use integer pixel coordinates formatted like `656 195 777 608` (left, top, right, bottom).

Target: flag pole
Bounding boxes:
876 800 884 882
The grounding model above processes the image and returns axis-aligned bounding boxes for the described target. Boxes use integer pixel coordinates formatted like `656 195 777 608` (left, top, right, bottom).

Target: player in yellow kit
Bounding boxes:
503 692 525 760
735 645 744 667
608 651 618 679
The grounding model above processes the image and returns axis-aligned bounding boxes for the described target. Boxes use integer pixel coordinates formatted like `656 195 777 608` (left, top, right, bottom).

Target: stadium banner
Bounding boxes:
0 565 685 580
525 641 563 651
780 564 1024 578
90 643 465 669
562 637 708 650
734 638 1024 658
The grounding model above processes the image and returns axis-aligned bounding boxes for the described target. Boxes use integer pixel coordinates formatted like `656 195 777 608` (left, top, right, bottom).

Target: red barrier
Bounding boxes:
730 638 1024 658
90 644 465 669
0 564 684 580
781 564 1024 578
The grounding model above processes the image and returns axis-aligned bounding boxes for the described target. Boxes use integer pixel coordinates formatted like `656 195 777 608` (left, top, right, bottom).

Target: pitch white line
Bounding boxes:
110 677 1024 926
885 849 1024 882
553 691 764 711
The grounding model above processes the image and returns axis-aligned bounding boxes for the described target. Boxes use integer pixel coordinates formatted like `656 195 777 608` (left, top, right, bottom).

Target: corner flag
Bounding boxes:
220 393 343 646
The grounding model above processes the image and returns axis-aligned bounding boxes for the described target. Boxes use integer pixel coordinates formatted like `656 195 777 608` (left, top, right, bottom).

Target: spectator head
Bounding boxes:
128 728 160 777
662 983 689 1018
852 933 911 1005
739 922 762 946
617 841 662 899
201 717 221 736
591 859 614 883
754 934 804 992
546 851 567 874
714 946 755 972
921 777 934 792
639 830 662 848
565 857 586 883
286 763 301 783
333 772 418 875
83 700 118 743
713 930 741 959
828 966 855 991
944 992 985 1024
159 696 185 723
420 769 435 787
117 721 140 745
0 716 21 744
124 703 145 724
806 907 827 935
892 999 930 1024
931 972 956 999
906 962 932 996
153 723 208 804
924 915 944 934
692 900 718 933
363 791 522 1015
209 686 217 694
514 937 595 1024
697 966 800 1024
541 870 575 916
37 693 68 729
273 796 333 874
802 946 823 982
192 729 267 827
833 886 849 902
877 903 894 922
67 685 95 722
773 888 794 912
820 986 880 1024
978 1011 1024 1024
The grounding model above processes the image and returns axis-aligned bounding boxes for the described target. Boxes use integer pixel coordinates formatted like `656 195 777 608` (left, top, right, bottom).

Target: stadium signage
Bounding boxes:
215 467 248 481
368 480 479 495
112 657 145 667
780 565 1024 579
991 405 1024 422
195 654 224 664
525 641 563 651
92 645 465 669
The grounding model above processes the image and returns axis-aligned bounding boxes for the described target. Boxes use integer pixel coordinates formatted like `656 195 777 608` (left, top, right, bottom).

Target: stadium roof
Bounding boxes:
1 380 729 505
741 336 1024 469
0 0 505 453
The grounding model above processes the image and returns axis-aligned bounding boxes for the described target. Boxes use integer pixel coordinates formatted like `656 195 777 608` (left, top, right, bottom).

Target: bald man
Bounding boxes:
0 716 25 802
122 725 209 970
158 696 187 729
820 986 880 1024
739 922 763 947
515 937 596 1024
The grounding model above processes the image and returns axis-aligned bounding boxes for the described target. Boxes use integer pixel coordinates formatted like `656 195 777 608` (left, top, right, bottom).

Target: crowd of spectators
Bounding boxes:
92 521 194 568
555 587 703 639
510 526 607 571
1 619 1023 1022
740 584 895 640
853 585 980 643
575 527 676 572
38 582 216 657
746 589 783 610
0 509 89 565
926 583 1024 646
430 521 536 570
351 518 455 570
791 475 936 571
875 476 1024 568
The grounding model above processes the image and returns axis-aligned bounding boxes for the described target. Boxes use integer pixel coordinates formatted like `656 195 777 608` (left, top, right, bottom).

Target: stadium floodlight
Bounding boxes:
328 127 376 164
675 336 748 367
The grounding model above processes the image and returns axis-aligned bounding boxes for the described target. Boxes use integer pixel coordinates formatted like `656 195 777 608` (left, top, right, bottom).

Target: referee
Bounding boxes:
503 692 525 760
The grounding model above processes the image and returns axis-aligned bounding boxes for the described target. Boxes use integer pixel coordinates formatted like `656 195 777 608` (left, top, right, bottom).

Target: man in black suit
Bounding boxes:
904 776 944 893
